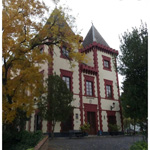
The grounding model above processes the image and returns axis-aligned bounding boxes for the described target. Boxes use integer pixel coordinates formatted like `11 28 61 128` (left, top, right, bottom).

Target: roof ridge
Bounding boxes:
92 23 97 42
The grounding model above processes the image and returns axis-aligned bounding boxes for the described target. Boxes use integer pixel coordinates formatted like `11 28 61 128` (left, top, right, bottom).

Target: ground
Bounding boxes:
40 135 143 150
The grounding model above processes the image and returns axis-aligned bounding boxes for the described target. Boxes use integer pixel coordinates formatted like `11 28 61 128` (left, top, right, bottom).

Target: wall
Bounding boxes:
27 44 122 134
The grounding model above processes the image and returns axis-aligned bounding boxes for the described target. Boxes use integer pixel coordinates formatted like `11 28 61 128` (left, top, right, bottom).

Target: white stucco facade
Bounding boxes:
26 40 123 136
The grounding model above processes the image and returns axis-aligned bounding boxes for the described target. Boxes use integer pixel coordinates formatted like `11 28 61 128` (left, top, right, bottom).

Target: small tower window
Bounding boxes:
102 55 112 71
62 47 69 57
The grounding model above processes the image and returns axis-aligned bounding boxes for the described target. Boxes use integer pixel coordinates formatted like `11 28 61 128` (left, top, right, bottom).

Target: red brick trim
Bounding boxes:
104 79 114 100
94 49 103 131
81 64 98 75
79 64 83 125
102 55 112 71
60 69 73 92
84 75 95 97
84 104 98 133
80 42 118 55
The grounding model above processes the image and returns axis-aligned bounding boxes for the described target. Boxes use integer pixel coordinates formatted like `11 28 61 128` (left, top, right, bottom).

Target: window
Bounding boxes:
104 79 114 99
60 69 73 91
35 114 42 131
86 81 93 96
76 113 78 120
39 45 44 53
84 75 95 97
107 111 117 132
102 55 111 71
62 46 69 57
61 114 73 132
63 76 70 90
104 60 109 68
108 116 116 125
106 85 112 98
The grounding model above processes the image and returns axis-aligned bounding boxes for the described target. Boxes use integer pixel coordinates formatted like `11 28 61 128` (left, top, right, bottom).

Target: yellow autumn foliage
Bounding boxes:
3 0 87 124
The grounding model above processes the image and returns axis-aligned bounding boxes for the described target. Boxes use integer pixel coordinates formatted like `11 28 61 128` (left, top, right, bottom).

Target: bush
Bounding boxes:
80 123 90 132
130 141 148 150
3 130 44 150
108 124 120 132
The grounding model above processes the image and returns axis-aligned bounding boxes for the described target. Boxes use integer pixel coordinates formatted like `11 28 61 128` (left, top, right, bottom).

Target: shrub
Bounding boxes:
130 141 148 150
80 123 90 132
108 124 120 132
3 130 43 150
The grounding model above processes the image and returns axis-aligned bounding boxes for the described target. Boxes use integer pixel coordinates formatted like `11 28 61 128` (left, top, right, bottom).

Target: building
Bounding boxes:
26 22 123 136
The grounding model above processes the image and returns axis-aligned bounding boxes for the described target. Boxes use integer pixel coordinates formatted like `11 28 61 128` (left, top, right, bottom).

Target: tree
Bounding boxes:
38 74 74 138
119 23 148 135
2 0 86 125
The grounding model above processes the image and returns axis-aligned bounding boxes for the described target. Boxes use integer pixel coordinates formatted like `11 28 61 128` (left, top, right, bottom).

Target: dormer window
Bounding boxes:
62 46 69 57
39 45 44 53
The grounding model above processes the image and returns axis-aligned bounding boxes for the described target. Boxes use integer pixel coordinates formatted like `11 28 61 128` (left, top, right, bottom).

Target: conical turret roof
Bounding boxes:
83 24 109 48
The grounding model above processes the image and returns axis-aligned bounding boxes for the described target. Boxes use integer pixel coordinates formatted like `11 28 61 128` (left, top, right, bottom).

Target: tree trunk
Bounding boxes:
133 119 136 135
51 122 55 139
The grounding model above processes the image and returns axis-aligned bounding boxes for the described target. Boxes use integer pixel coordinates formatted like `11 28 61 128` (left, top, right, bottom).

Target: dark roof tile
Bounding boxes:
83 25 110 48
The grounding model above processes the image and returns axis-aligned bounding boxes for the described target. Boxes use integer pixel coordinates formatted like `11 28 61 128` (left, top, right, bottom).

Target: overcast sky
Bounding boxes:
45 0 149 90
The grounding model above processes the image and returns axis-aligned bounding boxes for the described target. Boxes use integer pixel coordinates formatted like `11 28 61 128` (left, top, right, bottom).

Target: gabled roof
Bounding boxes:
83 24 109 48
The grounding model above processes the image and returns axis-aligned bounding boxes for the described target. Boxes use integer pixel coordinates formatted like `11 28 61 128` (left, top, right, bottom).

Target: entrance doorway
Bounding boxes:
87 112 96 134
107 112 117 132
35 114 42 131
61 115 73 132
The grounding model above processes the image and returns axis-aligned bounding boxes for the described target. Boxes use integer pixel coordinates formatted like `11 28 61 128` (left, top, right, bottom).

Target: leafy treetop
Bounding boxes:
2 0 86 124
119 23 148 122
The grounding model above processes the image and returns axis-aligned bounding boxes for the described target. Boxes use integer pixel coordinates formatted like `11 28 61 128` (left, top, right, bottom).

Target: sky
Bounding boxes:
44 0 149 90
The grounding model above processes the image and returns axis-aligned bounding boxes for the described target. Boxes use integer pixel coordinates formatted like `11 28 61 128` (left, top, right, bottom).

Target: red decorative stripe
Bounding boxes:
81 64 97 74
79 64 83 125
80 42 118 55
94 49 103 131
